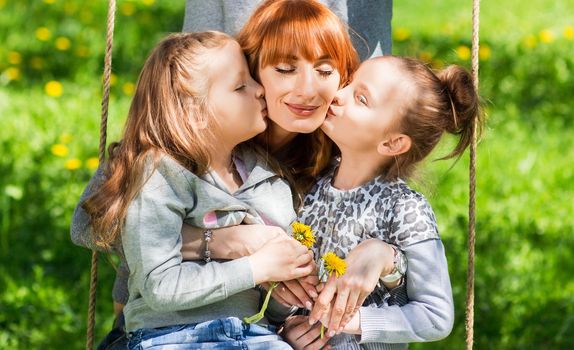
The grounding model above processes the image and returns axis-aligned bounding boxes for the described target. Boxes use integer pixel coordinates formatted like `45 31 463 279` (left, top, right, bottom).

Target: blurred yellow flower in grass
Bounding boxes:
51 144 69 157
479 45 491 61
419 51 433 63
8 51 22 65
86 157 100 170
291 221 315 248
43 0 56 4
539 29 554 44
45 81 63 97
455 45 471 61
55 37 71 51
0 0 5 9
122 82 135 95
121 2 136 16
75 46 89 58
564 26 574 40
143 0 155 5
394 27 411 42
65 159 82 170
36 27 51 41
30 57 45 70
4 67 20 81
523 35 537 48
59 133 72 144
322 252 346 278
110 73 118 86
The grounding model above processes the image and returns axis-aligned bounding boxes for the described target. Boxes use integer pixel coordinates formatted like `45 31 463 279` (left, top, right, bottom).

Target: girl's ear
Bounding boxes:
377 133 412 156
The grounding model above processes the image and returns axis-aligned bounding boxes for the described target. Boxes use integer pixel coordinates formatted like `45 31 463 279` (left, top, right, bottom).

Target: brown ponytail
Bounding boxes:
384 57 484 181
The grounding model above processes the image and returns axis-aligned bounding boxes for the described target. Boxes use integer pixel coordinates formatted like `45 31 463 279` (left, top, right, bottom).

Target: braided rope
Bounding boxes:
86 1 116 349
466 0 480 349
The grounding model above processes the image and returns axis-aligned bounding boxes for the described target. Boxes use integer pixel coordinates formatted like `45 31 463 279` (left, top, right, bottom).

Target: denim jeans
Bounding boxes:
127 317 292 349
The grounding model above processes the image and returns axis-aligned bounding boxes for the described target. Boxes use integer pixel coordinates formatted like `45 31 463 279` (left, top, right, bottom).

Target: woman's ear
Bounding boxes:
377 133 412 156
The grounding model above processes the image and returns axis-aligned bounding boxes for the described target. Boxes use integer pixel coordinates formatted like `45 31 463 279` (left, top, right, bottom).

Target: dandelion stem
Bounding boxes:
243 282 279 324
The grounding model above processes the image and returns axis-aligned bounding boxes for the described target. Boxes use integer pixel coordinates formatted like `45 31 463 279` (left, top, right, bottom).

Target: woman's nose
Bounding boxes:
293 67 315 99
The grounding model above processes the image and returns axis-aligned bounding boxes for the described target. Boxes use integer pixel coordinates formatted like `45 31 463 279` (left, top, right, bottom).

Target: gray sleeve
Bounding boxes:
358 239 454 343
123 172 255 312
70 167 111 252
182 0 259 36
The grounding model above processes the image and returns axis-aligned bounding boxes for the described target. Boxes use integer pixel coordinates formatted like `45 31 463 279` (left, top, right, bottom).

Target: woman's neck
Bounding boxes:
265 122 298 152
332 150 387 190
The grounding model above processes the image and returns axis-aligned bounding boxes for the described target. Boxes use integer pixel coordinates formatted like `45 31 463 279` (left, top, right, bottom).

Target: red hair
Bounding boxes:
237 0 359 196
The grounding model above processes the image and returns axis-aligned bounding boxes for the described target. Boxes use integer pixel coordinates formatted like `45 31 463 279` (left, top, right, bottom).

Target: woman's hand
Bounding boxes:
180 224 284 260
250 235 315 284
281 315 331 350
309 239 395 335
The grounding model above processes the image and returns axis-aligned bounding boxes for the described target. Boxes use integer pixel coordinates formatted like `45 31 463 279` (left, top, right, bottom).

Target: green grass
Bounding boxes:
1 0 573 349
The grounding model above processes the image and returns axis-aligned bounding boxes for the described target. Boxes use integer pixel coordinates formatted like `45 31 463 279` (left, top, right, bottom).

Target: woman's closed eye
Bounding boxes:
274 64 295 74
357 94 368 106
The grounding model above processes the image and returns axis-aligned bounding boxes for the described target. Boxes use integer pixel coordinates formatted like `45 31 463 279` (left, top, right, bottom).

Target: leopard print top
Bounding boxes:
299 167 440 261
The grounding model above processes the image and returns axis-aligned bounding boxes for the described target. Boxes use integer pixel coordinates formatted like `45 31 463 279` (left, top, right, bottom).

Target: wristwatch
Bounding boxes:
380 246 407 283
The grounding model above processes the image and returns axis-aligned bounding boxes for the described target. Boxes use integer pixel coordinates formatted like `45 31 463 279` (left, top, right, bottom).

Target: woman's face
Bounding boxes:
258 54 340 137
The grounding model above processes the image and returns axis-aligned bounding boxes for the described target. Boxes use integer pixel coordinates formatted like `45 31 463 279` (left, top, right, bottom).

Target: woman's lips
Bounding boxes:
285 103 319 117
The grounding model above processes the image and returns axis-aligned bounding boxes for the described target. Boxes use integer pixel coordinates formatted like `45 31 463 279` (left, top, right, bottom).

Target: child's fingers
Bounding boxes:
283 279 315 310
309 276 337 325
272 282 304 308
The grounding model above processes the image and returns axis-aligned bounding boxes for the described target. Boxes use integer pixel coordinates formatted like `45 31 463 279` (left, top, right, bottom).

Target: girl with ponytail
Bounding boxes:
284 56 484 349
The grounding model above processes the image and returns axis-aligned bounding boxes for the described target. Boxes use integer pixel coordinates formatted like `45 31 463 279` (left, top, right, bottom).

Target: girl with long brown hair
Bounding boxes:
82 31 316 349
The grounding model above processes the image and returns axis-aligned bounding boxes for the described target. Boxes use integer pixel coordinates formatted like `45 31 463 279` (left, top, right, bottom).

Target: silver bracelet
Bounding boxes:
203 229 212 263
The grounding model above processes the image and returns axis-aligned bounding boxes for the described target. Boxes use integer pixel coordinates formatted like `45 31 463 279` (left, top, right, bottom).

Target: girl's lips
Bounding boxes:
285 103 319 117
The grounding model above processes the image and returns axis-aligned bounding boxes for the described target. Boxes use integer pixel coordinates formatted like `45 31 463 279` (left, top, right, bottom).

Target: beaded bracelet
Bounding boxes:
203 229 212 263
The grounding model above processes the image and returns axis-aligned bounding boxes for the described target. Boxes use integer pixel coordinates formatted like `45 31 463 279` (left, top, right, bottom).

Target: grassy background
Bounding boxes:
1 0 573 348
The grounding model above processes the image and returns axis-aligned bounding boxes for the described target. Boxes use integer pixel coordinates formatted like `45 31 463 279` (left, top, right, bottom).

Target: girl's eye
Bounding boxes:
358 95 368 105
234 84 246 91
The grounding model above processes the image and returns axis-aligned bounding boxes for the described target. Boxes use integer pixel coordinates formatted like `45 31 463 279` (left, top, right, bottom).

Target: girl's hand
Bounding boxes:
181 224 284 260
281 315 331 350
265 275 320 309
309 239 395 334
250 236 315 284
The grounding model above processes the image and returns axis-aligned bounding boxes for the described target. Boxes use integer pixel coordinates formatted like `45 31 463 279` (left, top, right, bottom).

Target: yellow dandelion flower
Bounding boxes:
75 46 89 58
523 35 537 48
121 2 136 16
43 0 56 4
564 26 574 40
0 0 5 9
455 45 471 61
322 252 347 277
539 29 554 44
291 221 316 248
59 133 72 144
65 158 82 170
55 36 71 51
86 157 99 170
45 80 63 97
4 67 20 81
394 27 411 42
479 45 491 61
30 57 45 70
36 27 51 41
51 144 69 157
8 51 22 65
110 73 118 86
122 82 135 95
419 51 433 63
143 0 155 6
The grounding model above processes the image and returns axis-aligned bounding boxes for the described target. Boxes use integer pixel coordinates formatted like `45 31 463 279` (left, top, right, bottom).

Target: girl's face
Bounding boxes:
321 58 410 152
208 41 267 147
258 54 340 137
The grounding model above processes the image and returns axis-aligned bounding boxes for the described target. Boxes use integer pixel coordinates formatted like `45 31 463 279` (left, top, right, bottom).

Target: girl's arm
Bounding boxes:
354 239 454 343
123 171 315 312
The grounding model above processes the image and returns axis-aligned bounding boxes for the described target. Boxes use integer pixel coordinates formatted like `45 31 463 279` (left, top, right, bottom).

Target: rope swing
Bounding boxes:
85 1 480 348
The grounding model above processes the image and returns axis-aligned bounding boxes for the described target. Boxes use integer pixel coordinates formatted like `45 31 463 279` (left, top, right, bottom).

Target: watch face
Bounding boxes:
397 251 407 274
